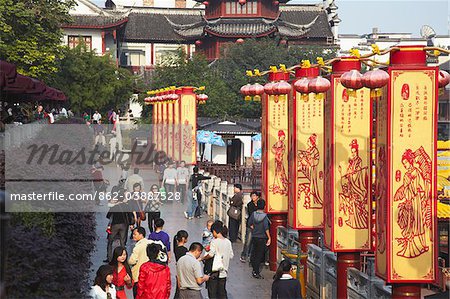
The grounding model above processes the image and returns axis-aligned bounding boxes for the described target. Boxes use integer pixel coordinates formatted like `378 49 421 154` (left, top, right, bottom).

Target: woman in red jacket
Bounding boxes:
137 243 171 299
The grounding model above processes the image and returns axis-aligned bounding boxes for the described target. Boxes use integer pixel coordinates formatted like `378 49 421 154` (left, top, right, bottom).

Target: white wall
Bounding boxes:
63 29 103 54
211 145 227 164
236 135 252 158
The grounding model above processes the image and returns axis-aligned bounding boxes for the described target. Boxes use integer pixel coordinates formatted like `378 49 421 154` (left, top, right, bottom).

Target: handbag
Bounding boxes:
227 205 241 220
211 243 225 273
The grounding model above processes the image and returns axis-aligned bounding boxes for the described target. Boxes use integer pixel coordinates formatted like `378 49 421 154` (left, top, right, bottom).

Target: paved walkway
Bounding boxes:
89 164 273 299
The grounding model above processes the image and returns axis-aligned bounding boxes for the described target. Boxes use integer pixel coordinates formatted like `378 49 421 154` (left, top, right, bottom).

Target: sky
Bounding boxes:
90 0 450 36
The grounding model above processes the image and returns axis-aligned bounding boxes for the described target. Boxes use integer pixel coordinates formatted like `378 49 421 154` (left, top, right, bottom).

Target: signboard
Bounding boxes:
323 77 372 251
263 94 289 214
288 92 324 229
375 68 437 283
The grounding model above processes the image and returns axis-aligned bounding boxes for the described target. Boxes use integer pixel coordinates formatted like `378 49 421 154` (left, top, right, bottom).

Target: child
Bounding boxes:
202 220 214 275
148 218 171 261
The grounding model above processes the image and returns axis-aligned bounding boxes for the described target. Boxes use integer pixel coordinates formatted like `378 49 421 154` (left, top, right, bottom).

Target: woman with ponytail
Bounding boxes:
271 259 301 299
173 230 189 262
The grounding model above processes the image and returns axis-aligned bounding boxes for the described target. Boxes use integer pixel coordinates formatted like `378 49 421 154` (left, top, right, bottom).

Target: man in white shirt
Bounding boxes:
93 110 101 123
109 133 117 161
200 221 234 299
176 160 190 204
60 107 68 118
125 168 144 191
162 162 177 201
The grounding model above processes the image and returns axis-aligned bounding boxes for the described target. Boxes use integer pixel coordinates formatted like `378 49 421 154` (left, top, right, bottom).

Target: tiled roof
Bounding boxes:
279 5 333 38
63 14 128 28
197 118 261 135
124 11 202 42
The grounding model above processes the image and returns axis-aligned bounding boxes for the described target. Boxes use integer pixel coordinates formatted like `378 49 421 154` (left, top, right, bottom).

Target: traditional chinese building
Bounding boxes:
62 0 337 71
169 0 336 60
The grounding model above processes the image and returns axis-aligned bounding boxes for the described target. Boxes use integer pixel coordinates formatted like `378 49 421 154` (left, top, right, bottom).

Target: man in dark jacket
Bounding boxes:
240 191 264 262
228 184 244 243
105 198 134 262
191 166 211 218
248 199 271 279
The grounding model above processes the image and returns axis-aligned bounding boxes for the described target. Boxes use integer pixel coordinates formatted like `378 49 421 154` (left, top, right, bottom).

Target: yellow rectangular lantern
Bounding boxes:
263 72 290 214
375 47 437 283
179 87 197 165
323 60 372 251
288 67 325 229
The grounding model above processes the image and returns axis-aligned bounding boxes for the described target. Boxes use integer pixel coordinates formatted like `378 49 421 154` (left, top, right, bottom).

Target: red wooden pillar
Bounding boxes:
391 284 421 299
101 31 106 55
269 214 287 271
337 253 361 299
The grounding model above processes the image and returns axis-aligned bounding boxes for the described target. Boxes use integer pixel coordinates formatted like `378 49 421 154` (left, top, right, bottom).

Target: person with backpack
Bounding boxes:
248 200 271 279
271 259 301 299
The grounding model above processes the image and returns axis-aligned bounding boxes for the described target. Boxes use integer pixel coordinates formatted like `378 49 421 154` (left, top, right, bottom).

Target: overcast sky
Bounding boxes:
90 0 450 36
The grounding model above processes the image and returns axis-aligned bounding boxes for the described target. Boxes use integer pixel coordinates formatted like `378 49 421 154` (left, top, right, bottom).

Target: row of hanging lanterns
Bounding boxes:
145 87 209 105
293 76 331 100
340 69 389 97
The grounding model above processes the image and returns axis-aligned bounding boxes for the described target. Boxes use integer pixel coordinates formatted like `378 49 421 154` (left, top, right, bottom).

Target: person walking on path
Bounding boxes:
148 218 171 262
191 167 211 218
92 162 109 205
201 221 234 299
109 247 133 299
137 243 171 299
162 162 178 201
106 197 134 262
125 168 144 192
129 227 151 297
91 264 117 299
184 184 198 219
173 230 189 299
93 110 102 123
240 191 264 263
228 184 244 243
145 184 162 233
248 200 271 279
271 259 302 299
173 230 189 262
177 243 210 299
176 161 190 204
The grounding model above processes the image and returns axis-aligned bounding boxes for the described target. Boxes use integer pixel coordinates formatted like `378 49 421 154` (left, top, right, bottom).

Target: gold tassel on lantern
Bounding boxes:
245 95 252 101
315 93 325 100
302 94 309 102
370 89 383 98
347 89 357 98
253 95 261 102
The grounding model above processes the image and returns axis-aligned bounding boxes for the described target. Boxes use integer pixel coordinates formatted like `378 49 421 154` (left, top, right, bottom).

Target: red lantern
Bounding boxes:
438 70 450 88
203 1 209 6
195 40 203 46
197 94 208 105
363 69 389 97
238 0 247 5
274 80 291 101
253 83 264 101
264 82 276 95
294 77 310 101
340 69 364 97
236 38 244 44
240 84 252 101
272 0 279 5
308 76 331 100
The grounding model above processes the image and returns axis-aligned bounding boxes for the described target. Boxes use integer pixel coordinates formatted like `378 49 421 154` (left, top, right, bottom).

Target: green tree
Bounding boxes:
150 49 234 118
0 0 75 80
150 40 337 118
50 45 136 114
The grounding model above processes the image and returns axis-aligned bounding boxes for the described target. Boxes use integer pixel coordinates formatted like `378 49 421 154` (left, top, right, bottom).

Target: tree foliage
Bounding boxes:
49 45 136 114
0 0 75 80
150 39 337 118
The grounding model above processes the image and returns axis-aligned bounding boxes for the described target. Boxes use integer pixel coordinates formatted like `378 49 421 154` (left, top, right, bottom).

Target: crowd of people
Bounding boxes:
89 146 301 298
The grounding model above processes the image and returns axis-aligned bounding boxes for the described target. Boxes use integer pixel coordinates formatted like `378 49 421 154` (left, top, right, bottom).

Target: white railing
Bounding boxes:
200 169 250 243
3 119 49 149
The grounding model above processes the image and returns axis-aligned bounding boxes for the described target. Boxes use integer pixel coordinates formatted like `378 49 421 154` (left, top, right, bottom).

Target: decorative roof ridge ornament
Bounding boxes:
277 15 319 31
164 15 206 30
